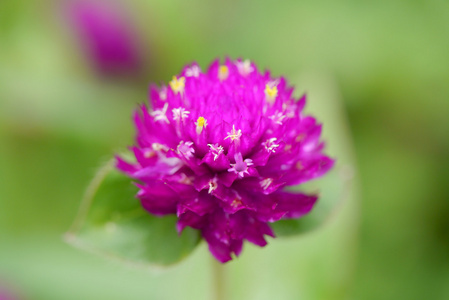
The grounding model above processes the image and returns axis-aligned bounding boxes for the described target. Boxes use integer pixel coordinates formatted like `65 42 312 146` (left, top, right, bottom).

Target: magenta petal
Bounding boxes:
271 192 318 219
230 239 243 257
214 188 252 214
137 181 178 216
202 151 230 171
177 210 206 233
178 190 216 216
228 211 248 239
281 156 335 185
218 171 238 187
244 216 274 247
202 227 233 263
115 156 138 175
235 177 285 195
250 150 271 167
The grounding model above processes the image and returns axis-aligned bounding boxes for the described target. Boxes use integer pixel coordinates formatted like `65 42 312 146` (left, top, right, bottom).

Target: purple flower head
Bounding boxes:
66 0 142 76
117 59 334 262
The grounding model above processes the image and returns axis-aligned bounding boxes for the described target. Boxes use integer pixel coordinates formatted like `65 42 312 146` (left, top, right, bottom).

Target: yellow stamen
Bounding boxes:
218 65 229 81
197 117 206 127
195 116 207 134
169 76 186 94
265 84 278 103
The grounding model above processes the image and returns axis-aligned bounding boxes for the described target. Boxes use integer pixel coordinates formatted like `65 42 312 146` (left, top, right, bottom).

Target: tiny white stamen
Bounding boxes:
185 65 201 77
179 173 194 185
236 59 253 76
224 125 242 142
172 107 190 122
269 111 286 125
150 103 169 123
283 103 297 118
262 137 280 153
152 143 169 152
159 86 167 100
286 110 295 118
260 178 273 190
208 177 218 194
207 143 224 161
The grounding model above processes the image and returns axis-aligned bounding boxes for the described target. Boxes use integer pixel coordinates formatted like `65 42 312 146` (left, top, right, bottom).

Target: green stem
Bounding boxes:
212 258 225 300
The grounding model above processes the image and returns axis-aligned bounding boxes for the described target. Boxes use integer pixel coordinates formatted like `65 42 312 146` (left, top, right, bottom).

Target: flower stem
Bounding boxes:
212 258 225 300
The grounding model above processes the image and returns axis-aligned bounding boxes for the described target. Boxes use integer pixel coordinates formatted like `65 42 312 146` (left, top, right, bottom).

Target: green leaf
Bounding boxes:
65 159 201 267
271 164 352 237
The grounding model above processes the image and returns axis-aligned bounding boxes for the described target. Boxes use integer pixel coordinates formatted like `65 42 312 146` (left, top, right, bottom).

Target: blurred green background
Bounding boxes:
1 0 448 299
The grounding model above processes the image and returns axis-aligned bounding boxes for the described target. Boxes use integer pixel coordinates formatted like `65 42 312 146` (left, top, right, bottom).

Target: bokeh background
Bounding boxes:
1 0 448 299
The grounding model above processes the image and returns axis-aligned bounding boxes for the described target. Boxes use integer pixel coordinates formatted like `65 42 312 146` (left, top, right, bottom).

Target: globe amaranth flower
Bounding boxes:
116 59 334 263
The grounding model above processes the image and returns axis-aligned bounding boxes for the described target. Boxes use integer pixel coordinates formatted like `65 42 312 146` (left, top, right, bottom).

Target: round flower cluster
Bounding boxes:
117 59 334 262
